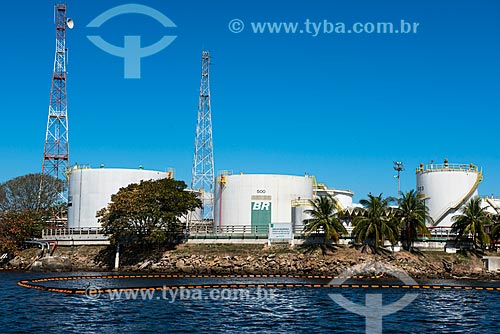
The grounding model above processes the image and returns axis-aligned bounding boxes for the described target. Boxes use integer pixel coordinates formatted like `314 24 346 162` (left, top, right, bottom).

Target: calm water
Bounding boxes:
2 271 500 333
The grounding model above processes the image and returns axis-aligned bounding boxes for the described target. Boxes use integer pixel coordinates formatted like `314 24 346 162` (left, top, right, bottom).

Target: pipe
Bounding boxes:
114 244 120 270
48 241 58 256
24 241 46 259
219 185 223 233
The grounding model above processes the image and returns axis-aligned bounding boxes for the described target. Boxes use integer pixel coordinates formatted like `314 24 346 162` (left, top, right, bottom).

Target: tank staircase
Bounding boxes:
432 170 483 226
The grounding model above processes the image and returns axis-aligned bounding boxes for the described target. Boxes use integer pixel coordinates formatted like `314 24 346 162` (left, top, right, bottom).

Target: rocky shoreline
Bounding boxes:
5 244 500 280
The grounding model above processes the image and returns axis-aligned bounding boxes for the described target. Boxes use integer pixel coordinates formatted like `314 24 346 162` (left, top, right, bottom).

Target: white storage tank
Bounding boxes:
416 159 482 227
291 199 314 233
483 197 500 216
332 190 354 209
314 185 354 210
214 174 313 233
67 166 172 229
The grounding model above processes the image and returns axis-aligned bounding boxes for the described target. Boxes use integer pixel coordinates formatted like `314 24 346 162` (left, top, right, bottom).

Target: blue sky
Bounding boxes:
0 0 498 201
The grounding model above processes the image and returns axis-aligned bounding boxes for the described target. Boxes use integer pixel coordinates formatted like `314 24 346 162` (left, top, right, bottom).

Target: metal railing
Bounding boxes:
416 163 479 174
41 225 355 237
417 227 457 241
42 227 104 238
41 225 458 242
188 224 355 239
189 225 271 239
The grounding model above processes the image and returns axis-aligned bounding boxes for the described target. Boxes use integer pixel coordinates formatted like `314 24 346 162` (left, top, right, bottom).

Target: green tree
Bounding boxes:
0 173 64 213
0 210 50 254
352 193 398 253
396 190 432 251
97 178 202 249
491 216 500 250
0 174 63 255
303 195 347 244
451 197 491 251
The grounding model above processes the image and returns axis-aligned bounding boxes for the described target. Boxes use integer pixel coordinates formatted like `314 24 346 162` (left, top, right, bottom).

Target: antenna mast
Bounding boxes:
191 51 215 222
42 3 73 192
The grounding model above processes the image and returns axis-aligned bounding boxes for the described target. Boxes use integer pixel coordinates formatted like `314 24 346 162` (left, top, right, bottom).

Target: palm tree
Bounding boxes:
488 214 500 250
451 197 491 251
303 195 347 244
396 190 432 252
352 193 398 253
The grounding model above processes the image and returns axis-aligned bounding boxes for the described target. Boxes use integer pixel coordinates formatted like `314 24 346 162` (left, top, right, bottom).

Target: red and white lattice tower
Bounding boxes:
42 3 73 190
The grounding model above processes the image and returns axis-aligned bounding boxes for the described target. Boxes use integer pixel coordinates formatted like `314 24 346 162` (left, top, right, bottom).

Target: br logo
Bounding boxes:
87 4 177 79
328 262 418 334
252 202 270 210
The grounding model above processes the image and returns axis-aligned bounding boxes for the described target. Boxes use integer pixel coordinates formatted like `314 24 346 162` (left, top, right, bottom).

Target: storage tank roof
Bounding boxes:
415 162 480 174
68 164 170 174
